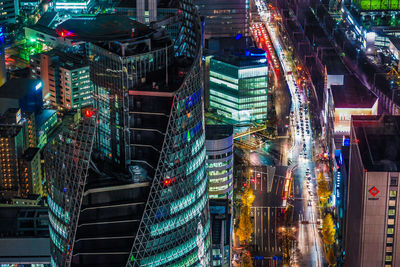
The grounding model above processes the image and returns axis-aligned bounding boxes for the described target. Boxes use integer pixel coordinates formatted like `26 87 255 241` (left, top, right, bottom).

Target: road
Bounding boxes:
249 165 288 267
253 1 327 266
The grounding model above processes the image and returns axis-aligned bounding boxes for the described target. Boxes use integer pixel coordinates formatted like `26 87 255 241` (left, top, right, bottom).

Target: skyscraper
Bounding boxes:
45 1 210 266
345 115 400 267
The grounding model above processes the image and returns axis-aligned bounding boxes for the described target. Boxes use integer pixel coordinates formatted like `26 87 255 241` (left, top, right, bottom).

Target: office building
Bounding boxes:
35 109 57 150
19 0 41 15
45 2 209 266
345 115 400 267
342 0 400 53
30 49 92 110
19 147 43 196
209 51 268 125
0 0 19 24
54 0 94 12
195 0 249 39
1 108 37 149
206 124 234 200
116 0 181 40
206 124 233 267
0 125 24 199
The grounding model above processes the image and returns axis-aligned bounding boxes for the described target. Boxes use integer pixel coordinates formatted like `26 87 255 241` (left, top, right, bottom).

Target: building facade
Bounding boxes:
0 0 19 24
206 124 234 200
46 2 210 266
206 124 233 267
0 125 24 199
345 115 400 267
195 0 249 39
30 49 92 110
209 53 268 125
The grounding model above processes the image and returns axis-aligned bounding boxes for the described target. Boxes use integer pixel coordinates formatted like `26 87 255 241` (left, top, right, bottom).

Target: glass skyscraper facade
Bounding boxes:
209 54 268 125
45 1 210 266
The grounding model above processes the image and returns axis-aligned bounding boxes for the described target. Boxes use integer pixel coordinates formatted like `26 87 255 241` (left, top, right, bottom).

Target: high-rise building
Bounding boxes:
345 115 400 267
195 0 249 39
0 0 19 24
0 125 24 199
209 51 268 125
30 49 92 110
19 147 43 196
206 124 234 200
45 1 210 266
206 124 233 267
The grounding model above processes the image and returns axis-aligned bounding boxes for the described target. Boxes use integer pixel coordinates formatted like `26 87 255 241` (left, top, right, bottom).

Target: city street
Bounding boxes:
253 1 327 266
249 165 288 266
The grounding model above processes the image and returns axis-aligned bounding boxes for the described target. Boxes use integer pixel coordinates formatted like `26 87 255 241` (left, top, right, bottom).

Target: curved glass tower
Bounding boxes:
45 0 210 266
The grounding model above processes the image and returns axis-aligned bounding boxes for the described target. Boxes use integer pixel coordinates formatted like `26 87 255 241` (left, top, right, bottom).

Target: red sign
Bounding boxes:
368 186 379 197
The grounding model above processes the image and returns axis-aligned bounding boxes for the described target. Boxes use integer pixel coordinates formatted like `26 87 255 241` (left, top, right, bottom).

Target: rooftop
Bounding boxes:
36 11 58 28
42 48 88 70
352 115 400 172
331 76 377 109
323 54 348 75
205 124 233 140
212 50 268 68
55 15 154 42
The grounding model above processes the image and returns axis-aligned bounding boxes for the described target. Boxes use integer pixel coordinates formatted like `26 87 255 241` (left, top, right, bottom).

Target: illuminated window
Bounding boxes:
386 255 392 262
386 246 393 252
390 191 397 197
389 209 396 216
390 177 398 187
389 200 396 206
388 219 395 225
387 228 394 235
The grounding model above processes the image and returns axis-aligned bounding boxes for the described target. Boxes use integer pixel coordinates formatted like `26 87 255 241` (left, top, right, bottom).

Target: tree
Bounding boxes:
241 187 255 207
326 247 337 266
322 214 336 246
241 252 253 267
317 178 331 200
236 206 253 244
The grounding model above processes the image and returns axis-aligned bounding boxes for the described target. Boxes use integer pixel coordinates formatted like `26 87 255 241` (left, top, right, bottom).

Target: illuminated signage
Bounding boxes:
16 109 21 124
368 186 379 197
35 81 43 91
